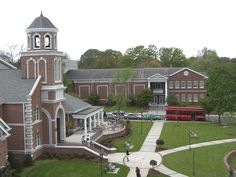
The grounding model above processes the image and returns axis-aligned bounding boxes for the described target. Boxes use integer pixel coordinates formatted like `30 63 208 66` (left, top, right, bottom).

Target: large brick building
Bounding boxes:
66 67 208 105
0 13 104 167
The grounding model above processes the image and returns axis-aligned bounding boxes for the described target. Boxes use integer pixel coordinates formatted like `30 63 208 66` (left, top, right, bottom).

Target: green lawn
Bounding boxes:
160 122 236 149
21 159 129 177
163 142 236 177
229 156 236 169
112 121 153 152
104 106 146 113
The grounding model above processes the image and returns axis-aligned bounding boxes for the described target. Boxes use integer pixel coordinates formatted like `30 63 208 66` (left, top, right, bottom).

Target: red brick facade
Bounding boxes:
0 139 8 167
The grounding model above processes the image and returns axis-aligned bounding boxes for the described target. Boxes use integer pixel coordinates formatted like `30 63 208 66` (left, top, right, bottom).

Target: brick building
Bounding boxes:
0 13 104 166
66 67 208 105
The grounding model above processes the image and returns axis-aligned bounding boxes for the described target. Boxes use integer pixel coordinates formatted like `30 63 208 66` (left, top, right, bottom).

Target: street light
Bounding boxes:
141 109 143 135
99 148 104 177
188 128 191 150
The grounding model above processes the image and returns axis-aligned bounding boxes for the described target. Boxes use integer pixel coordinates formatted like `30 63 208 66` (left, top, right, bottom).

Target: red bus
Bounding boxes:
165 106 205 121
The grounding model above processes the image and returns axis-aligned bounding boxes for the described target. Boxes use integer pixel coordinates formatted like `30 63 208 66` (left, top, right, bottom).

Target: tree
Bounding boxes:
207 63 236 124
79 49 101 68
200 97 213 120
137 89 154 108
63 74 73 94
167 95 179 106
88 92 100 105
158 47 187 67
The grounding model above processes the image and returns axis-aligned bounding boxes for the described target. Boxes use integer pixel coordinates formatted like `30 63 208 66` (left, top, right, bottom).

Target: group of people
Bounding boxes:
126 149 141 177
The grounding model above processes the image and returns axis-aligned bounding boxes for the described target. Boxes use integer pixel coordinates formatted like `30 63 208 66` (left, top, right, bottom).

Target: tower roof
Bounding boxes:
26 12 58 32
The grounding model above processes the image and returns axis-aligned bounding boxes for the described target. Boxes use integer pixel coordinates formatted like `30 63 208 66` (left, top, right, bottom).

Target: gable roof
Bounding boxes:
0 70 36 104
64 93 91 113
169 67 208 78
66 68 181 80
0 58 17 70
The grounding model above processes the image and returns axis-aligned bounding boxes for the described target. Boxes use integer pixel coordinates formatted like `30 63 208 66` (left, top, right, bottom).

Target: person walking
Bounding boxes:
126 149 129 162
136 167 141 177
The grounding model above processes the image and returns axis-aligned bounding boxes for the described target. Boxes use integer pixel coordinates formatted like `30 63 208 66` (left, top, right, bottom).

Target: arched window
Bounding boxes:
27 58 36 79
34 35 40 48
35 130 40 147
44 34 51 48
38 58 47 83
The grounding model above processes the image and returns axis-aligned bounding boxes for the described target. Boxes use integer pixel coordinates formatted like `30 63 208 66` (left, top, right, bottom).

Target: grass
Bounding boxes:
229 156 236 169
21 159 129 177
163 142 236 177
104 106 147 113
160 122 236 149
112 121 153 152
147 169 169 177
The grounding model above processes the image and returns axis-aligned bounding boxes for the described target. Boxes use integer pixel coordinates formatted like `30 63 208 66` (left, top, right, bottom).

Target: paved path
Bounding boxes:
107 121 236 177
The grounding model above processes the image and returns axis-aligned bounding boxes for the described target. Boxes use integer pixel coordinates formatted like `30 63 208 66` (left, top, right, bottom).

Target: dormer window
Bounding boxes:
34 35 40 48
44 34 51 48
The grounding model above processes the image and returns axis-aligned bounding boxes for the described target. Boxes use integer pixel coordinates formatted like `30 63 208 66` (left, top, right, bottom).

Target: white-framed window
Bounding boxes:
176 94 180 102
181 94 186 102
187 81 192 89
193 94 198 102
169 81 173 89
181 81 186 89
34 34 41 49
199 81 204 88
175 81 180 89
199 94 205 100
193 81 198 88
34 107 40 121
187 94 192 102
35 130 40 147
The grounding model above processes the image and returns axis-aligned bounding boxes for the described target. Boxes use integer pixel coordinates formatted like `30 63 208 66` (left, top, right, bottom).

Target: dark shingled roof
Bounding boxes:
64 93 91 113
27 12 57 30
66 68 182 80
0 70 36 104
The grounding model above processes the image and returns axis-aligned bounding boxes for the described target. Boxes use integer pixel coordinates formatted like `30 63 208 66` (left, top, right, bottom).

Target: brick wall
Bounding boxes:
0 139 8 167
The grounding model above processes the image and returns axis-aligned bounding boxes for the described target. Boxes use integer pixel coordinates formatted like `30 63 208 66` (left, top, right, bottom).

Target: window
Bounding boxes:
193 81 198 88
199 81 204 88
44 35 51 48
34 107 40 121
175 81 180 89
34 35 40 48
176 94 180 102
187 81 192 89
199 94 205 100
187 94 192 102
35 131 40 147
169 81 173 89
181 81 186 89
181 94 186 102
193 94 198 102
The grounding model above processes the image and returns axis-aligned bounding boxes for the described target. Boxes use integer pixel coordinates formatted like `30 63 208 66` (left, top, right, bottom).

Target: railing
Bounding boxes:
90 129 103 141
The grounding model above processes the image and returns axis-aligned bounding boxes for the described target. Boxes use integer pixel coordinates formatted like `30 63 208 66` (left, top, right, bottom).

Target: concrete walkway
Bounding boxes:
107 119 236 177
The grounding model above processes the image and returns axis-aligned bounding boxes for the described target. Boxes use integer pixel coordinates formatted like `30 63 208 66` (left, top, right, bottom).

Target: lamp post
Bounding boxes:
192 150 195 176
188 128 191 150
99 148 104 177
141 109 143 135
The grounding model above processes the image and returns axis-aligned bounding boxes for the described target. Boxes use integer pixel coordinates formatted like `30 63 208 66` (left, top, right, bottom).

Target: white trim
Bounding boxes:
21 51 64 57
7 123 24 126
27 34 31 50
32 120 42 125
41 84 66 91
26 28 58 33
169 67 208 79
28 75 41 96
41 108 52 144
79 85 90 98
147 73 168 79
55 103 66 142
23 103 26 153
0 58 17 69
97 85 108 99
44 33 52 49
41 98 66 104
133 84 145 96
26 57 36 79
0 118 11 131
32 33 41 49
53 34 57 49
37 57 47 83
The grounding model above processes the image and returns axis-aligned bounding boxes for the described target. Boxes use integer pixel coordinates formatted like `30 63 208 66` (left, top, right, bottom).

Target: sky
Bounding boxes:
0 0 236 60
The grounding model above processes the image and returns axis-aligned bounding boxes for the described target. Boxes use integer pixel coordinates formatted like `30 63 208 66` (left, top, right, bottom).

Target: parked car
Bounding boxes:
124 113 141 120
112 110 125 116
106 112 116 120
143 114 162 120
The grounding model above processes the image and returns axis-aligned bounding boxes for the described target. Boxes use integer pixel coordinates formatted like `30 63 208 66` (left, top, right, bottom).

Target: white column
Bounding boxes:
101 111 104 123
93 116 96 128
89 116 92 131
148 81 150 89
165 80 168 105
97 113 100 125
84 118 87 136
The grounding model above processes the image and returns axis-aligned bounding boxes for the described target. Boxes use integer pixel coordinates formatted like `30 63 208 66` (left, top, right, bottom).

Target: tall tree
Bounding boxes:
79 49 101 68
158 47 186 67
207 63 236 124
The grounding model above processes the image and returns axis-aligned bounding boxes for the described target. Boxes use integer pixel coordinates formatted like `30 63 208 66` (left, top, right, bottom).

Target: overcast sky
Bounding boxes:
0 0 236 60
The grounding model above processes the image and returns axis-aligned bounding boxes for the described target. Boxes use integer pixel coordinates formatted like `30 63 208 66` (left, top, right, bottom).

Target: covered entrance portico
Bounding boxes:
148 73 168 105
72 106 104 139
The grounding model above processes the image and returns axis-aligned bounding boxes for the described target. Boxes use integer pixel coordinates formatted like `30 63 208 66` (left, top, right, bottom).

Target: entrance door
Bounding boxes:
158 95 165 105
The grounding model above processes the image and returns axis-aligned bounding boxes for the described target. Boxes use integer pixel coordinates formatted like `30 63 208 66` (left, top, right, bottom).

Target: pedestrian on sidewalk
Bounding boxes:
126 149 129 162
136 167 141 177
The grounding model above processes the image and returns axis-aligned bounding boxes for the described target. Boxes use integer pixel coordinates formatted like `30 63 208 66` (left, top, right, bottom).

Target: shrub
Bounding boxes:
150 160 157 168
8 152 22 172
167 95 179 106
108 95 116 106
23 154 33 167
156 139 165 147
88 92 100 105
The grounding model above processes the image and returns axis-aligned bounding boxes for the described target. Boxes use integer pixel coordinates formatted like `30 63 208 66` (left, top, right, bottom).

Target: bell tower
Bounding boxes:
20 12 66 145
